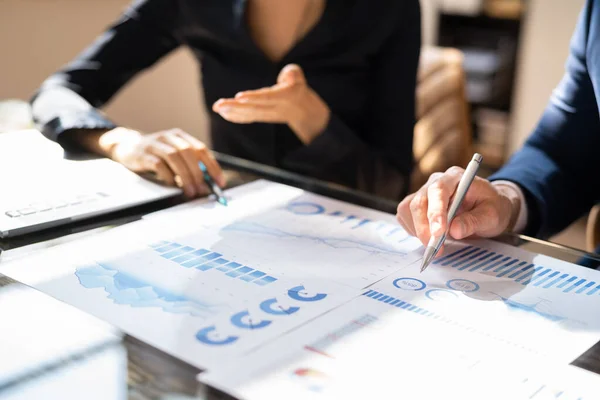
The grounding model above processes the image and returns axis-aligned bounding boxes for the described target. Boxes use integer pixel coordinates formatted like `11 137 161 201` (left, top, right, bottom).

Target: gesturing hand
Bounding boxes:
106 127 225 198
213 64 331 144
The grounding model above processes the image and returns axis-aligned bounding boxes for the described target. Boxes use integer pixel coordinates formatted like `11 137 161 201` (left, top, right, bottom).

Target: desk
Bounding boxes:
0 154 599 399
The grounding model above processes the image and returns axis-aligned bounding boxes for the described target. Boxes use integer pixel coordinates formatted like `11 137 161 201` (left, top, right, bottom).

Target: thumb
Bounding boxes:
277 64 306 85
449 204 498 240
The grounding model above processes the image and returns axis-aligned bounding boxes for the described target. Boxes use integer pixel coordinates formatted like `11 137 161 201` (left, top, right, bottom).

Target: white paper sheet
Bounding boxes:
370 239 600 361
0 181 421 370
200 295 600 400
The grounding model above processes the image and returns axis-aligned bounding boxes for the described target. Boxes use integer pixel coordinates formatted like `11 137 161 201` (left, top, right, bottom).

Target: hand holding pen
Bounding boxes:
396 154 524 271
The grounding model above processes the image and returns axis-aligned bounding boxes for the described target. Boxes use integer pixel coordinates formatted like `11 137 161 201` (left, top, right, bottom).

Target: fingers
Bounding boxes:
145 140 197 198
396 194 417 237
174 131 226 187
277 64 306 85
449 203 496 239
409 190 431 246
213 100 284 124
140 154 175 186
426 168 463 237
159 132 209 196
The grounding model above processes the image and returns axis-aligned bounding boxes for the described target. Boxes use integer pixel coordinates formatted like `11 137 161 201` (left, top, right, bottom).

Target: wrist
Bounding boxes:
492 182 524 233
99 127 142 160
290 91 330 144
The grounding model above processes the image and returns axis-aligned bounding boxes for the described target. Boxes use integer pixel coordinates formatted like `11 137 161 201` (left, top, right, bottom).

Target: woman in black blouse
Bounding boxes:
32 0 421 200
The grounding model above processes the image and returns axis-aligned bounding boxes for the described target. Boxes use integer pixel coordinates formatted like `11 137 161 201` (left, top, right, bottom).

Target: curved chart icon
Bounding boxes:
447 279 480 293
260 298 300 315
195 326 238 346
393 277 426 291
230 311 272 329
288 286 327 302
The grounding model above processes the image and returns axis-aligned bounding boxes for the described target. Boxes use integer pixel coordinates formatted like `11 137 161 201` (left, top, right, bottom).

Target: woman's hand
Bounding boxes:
103 127 225 198
213 64 331 144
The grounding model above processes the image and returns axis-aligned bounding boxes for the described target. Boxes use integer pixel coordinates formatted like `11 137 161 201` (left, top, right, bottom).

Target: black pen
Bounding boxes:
198 162 228 206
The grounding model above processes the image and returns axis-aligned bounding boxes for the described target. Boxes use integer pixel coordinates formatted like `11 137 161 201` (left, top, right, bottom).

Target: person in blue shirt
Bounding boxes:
32 0 421 200
395 0 600 262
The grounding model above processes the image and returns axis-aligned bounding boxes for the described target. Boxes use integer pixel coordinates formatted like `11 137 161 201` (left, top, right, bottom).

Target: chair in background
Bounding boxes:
412 46 473 193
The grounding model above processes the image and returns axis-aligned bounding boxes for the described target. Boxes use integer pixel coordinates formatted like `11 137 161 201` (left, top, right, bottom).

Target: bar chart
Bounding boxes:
433 245 600 295
149 240 278 287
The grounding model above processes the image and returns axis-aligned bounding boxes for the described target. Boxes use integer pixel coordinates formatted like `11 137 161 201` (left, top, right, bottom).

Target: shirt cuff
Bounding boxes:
491 180 528 233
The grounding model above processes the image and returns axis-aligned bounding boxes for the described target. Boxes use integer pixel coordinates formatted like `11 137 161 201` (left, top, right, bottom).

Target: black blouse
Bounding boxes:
32 0 421 199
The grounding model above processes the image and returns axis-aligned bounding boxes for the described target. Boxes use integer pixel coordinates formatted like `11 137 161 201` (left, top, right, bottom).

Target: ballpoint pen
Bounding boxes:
198 162 228 206
420 153 483 273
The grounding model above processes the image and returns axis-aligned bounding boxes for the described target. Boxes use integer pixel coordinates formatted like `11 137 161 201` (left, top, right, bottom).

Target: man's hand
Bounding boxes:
396 167 523 250
102 127 225 198
212 64 331 144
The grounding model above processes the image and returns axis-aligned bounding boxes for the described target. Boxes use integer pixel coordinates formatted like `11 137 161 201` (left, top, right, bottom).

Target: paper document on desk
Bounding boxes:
0 180 422 370
200 294 600 400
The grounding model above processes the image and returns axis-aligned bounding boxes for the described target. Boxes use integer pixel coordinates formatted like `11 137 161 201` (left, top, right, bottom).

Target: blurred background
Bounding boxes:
0 0 588 248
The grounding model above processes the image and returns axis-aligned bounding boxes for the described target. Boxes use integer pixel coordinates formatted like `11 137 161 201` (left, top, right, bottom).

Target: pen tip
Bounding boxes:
218 197 228 206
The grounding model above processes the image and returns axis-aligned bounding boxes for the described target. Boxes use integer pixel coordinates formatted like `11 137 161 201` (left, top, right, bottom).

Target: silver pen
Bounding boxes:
420 153 483 273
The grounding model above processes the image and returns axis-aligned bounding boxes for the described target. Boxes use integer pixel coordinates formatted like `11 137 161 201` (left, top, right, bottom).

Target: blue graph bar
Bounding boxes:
343 215 357 224
240 270 266 282
518 267 543 285
353 219 371 229
254 276 277 286
329 211 343 216
367 291 379 298
172 251 202 264
543 273 569 288
363 290 374 296
508 263 534 279
587 284 600 295
434 245 473 265
469 253 502 272
396 301 406 307
379 295 390 302
372 293 385 300
576 281 596 294
384 297 395 304
191 248 210 257
197 258 228 271
149 240 169 249
217 261 242 272
533 271 560 287
497 261 529 278
161 246 195 259
563 278 587 293
226 266 253 277
181 252 222 268
408 305 417 311
460 252 494 271
442 248 485 268
390 299 401 306
414 307 421 313
400 303 411 309
387 227 401 237
557 276 578 289
494 259 518 273
454 250 490 270
482 256 512 272
527 268 552 284
154 242 181 253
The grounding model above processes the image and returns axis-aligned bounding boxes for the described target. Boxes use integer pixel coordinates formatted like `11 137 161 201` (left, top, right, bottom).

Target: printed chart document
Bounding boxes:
200 294 600 400
0 181 422 370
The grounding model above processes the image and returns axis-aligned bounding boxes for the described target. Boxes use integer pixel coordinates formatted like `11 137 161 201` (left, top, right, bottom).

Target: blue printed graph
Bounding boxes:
75 263 221 318
149 240 278 286
221 221 409 256
285 201 411 243
433 245 600 295
493 294 566 323
363 289 439 318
